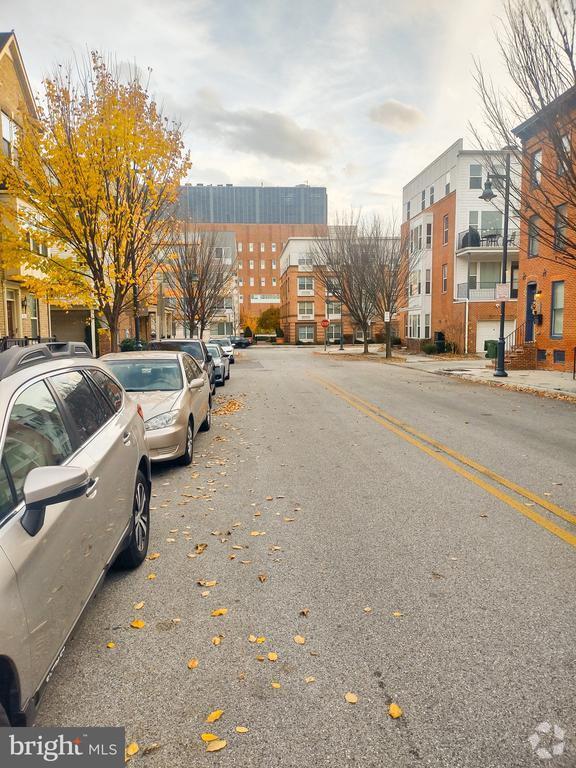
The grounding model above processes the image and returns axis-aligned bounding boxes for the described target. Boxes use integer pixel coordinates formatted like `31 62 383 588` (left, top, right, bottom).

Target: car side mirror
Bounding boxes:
189 377 204 389
206 354 213 363
21 466 91 537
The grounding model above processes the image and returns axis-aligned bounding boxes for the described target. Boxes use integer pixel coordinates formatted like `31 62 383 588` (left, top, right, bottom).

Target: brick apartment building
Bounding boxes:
0 32 51 347
179 185 328 325
401 139 520 354
512 87 576 372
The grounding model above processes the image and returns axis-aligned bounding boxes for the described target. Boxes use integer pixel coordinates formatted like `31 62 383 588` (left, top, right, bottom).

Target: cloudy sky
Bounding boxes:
3 0 508 217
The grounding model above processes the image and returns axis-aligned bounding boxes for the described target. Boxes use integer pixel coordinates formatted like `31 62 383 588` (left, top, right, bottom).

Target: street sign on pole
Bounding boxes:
384 311 391 323
321 319 330 328
495 283 510 300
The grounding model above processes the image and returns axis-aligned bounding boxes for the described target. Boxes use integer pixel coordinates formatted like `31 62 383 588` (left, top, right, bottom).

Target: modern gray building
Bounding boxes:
179 184 327 225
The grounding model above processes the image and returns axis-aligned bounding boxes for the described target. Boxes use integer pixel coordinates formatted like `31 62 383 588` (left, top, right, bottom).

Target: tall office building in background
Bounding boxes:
178 184 328 321
179 184 328 225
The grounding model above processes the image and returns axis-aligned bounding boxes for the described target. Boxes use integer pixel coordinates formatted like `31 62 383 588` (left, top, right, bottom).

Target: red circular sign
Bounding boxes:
321 319 330 328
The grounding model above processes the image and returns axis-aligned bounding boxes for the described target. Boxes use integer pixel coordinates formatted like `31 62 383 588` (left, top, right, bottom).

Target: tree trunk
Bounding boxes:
363 324 369 354
385 320 392 358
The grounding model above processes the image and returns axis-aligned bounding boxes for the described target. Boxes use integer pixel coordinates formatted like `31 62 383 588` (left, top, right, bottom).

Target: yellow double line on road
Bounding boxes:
311 375 576 549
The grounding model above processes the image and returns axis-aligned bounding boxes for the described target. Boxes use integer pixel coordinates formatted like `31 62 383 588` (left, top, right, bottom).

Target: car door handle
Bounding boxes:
86 477 99 498
122 431 132 445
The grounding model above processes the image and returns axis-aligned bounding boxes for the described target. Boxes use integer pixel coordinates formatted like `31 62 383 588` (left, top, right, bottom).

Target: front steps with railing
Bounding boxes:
499 321 537 370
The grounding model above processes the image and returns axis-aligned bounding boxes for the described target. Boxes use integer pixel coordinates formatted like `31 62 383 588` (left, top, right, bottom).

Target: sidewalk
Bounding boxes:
317 345 576 400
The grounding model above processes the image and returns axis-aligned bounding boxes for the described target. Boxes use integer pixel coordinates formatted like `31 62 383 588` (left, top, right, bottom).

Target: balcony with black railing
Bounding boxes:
457 227 519 251
456 282 518 301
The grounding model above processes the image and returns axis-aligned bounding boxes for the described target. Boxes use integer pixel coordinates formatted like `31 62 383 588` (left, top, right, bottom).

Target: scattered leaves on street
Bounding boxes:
235 726 249 734
300 608 310 618
392 611 403 618
248 634 257 643
201 733 219 742
198 579 217 587
271 682 281 689
106 642 116 649
147 573 157 580
293 635 306 645
211 608 228 617
133 601 145 610
305 676 316 684
206 709 224 723
258 573 267 583
125 742 139 758
141 743 161 756
363 607 372 613
388 703 403 719
195 543 208 555
187 658 199 670
212 635 223 646
267 652 278 661
147 553 160 561
345 692 358 704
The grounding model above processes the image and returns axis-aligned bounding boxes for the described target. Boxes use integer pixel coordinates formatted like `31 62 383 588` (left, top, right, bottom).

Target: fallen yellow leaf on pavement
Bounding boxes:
212 635 223 646
187 658 199 669
271 682 281 689
130 619 145 629
201 733 219 742
345 692 358 704
235 726 249 734
392 611 403 617
267 652 278 661
133 601 145 610
211 608 228 617
248 634 257 643
206 709 224 723
106 642 116 649
256 636 266 644
147 573 156 580
125 742 139 757
206 739 227 752
195 543 208 555
147 553 160 561
388 703 403 719
304 676 316 683
294 635 306 645
258 573 267 583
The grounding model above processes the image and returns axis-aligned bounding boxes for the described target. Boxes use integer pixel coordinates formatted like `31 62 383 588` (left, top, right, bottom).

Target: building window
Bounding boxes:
553 349 565 364
237 260 243 270
445 171 451 195
409 270 421 297
528 215 540 257
238 277 243 287
469 164 482 189
271 259 277 270
441 263 448 293
554 203 568 250
239 295 243 303
537 349 547 362
430 186 435 205
1 112 17 161
421 189 426 211
298 325 315 342
558 134 570 176
406 201 410 221
271 242 277 252
327 323 341 342
260 243 265 252
511 262 519 299
426 223 432 247
424 313 430 338
298 301 314 319
408 314 421 338
249 277 254 287
551 281 564 338
272 277 277 286
531 149 542 186
260 259 265 269
326 300 341 316
297 276 313 293
249 243 254 252
260 277 266 287
425 268 431 294
442 215 449 245
237 242 243 253
249 259 254 269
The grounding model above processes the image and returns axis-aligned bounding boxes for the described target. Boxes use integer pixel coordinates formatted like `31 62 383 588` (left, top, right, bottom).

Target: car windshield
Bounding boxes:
207 345 222 359
150 341 203 361
106 360 183 392
212 338 231 345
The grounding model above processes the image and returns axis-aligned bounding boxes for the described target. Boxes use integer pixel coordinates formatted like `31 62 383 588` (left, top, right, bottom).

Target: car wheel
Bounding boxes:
178 419 194 465
115 471 150 569
200 400 212 432
226 368 230 380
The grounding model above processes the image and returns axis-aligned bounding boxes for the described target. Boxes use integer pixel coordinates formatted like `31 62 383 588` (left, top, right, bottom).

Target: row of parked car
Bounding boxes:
0 335 248 726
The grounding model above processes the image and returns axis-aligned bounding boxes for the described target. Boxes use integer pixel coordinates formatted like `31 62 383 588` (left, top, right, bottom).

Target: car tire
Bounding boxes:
200 401 212 432
226 368 230 380
115 471 150 570
178 419 194 465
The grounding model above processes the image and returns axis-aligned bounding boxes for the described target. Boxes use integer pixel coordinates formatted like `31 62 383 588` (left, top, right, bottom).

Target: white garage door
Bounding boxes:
476 320 516 353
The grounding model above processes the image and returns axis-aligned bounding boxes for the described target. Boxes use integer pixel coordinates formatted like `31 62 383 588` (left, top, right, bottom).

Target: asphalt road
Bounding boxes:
36 346 576 767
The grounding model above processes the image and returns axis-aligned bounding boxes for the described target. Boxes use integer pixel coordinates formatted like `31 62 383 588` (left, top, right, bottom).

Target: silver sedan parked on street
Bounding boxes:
207 343 230 386
102 351 212 464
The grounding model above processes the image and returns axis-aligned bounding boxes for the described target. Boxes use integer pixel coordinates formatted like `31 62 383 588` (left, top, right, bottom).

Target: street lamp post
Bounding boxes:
479 150 512 378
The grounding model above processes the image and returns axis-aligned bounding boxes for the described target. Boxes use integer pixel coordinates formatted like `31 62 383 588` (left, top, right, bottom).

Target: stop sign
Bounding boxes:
321 319 330 328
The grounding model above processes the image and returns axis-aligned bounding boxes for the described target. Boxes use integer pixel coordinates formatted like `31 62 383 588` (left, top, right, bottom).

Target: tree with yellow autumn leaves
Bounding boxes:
0 53 190 350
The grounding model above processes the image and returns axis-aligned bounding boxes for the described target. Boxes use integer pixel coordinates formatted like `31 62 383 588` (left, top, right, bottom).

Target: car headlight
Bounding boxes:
145 411 179 431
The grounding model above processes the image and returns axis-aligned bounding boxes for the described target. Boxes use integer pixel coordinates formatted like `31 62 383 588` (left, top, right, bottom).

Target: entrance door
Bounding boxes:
526 282 537 342
5 290 16 337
